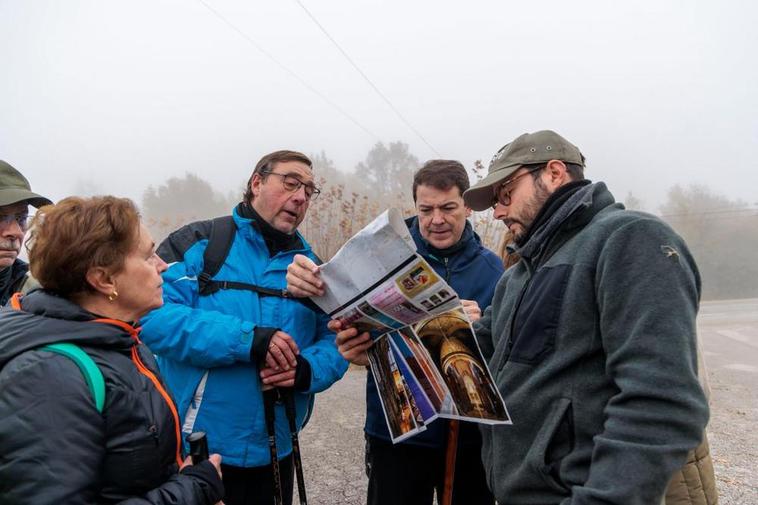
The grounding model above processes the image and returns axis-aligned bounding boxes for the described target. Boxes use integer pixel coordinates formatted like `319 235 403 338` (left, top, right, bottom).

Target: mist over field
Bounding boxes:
1 0 756 299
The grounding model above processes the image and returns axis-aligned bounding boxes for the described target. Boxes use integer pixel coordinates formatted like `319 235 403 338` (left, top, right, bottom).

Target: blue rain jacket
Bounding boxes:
140 207 348 467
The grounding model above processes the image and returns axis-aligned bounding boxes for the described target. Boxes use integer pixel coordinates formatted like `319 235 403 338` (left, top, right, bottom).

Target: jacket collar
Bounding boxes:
0 290 136 367
232 203 310 258
0 259 28 305
407 216 485 270
515 181 616 262
237 202 304 256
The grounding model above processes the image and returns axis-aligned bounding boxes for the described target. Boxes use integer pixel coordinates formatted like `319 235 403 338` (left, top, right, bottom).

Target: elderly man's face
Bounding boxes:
249 160 313 234
0 202 28 268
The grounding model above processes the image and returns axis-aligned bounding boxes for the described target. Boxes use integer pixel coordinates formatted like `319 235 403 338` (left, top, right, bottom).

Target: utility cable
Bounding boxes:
196 0 380 140
293 0 441 157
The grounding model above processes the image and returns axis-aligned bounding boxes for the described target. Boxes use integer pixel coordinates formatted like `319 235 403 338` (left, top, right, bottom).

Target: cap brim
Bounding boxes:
463 166 519 211
0 188 52 208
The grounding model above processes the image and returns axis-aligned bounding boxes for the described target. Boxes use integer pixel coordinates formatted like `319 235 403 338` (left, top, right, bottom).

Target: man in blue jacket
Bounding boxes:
286 160 504 505
140 150 348 505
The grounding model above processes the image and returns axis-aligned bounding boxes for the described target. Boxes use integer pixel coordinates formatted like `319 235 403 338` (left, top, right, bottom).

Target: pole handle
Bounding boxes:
187 431 209 465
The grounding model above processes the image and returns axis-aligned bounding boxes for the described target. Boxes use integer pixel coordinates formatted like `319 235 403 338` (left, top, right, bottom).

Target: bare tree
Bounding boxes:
624 191 645 212
142 172 236 244
355 141 418 206
660 184 757 300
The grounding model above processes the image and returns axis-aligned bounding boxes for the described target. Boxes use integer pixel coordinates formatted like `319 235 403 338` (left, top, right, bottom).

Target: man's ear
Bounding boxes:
465 206 472 217
544 160 569 190
250 173 264 199
85 266 116 297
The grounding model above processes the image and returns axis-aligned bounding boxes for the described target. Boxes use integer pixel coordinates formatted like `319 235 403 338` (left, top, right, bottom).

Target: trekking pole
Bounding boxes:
263 387 284 505
442 420 459 505
187 431 209 464
283 389 308 505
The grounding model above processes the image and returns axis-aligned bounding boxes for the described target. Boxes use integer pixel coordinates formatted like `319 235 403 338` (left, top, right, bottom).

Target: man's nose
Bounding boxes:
287 186 306 205
492 201 508 220
431 209 446 223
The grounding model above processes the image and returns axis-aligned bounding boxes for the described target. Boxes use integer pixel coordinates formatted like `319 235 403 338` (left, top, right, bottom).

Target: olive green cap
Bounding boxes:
0 160 52 208
463 130 585 211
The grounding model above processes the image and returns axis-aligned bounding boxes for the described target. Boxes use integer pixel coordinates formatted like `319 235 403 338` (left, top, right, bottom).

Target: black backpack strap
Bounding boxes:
198 216 237 296
197 215 292 299
205 281 292 299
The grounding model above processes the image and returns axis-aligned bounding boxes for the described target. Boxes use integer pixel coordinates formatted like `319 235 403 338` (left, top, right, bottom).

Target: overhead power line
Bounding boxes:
293 0 441 157
196 0 379 140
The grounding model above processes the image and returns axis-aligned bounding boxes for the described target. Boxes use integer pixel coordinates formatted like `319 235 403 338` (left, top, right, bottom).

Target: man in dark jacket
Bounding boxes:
287 160 504 505
0 160 51 305
463 130 709 505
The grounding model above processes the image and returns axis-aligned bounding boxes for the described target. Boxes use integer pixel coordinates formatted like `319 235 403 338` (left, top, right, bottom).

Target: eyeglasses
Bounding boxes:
0 213 29 229
263 171 321 201
491 166 544 209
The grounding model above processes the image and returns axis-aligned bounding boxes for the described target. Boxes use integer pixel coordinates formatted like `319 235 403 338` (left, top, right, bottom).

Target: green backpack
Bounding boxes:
40 342 105 413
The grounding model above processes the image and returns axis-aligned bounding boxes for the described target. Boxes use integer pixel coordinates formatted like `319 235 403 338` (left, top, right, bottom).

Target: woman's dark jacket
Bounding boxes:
0 290 223 504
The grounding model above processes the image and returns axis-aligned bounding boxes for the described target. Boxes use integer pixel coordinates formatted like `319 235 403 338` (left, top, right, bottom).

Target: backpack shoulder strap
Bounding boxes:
199 216 237 295
196 215 294 300
40 342 105 414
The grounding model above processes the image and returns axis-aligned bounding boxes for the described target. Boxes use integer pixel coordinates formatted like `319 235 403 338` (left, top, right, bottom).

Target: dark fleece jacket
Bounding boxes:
475 182 708 505
0 258 29 306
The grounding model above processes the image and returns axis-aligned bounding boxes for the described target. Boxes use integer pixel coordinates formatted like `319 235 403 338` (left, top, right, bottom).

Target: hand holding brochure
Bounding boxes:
311 209 511 443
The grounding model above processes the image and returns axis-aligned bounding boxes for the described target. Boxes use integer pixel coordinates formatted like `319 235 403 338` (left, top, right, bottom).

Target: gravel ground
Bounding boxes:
299 298 758 505
707 366 758 504
300 368 756 505
300 367 367 505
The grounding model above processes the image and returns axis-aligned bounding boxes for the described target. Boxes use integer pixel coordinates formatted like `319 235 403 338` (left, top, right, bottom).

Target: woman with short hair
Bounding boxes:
0 196 224 504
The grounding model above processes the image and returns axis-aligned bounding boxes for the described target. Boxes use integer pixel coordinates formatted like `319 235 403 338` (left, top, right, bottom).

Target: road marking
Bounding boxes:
716 329 758 349
723 364 758 373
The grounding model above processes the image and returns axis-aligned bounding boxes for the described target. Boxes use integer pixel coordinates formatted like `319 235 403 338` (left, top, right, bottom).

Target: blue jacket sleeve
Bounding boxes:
298 311 348 394
139 257 254 368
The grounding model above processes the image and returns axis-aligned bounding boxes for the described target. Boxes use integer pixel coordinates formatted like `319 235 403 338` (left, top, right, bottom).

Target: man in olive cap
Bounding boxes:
0 160 52 305
460 130 709 504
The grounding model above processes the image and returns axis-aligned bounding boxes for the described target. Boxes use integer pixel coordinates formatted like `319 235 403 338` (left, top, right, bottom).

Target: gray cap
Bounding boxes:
0 160 52 208
463 130 585 211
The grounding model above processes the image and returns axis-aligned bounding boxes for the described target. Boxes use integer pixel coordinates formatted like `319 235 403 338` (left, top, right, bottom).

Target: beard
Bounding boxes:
511 178 552 246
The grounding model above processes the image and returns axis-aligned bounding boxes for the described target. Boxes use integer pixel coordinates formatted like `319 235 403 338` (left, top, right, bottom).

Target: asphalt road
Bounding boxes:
299 299 758 504
698 299 758 504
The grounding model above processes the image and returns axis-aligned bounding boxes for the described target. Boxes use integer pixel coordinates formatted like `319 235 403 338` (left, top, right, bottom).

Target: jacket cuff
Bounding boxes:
294 355 312 392
251 327 278 366
180 459 225 503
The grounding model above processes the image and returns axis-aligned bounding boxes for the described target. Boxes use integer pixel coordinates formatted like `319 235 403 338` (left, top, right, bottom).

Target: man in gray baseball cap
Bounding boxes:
0 160 51 304
464 130 712 504
463 129 585 242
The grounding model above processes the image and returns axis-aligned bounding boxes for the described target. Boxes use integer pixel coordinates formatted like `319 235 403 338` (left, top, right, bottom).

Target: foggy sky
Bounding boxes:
1 0 756 211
